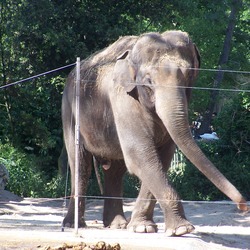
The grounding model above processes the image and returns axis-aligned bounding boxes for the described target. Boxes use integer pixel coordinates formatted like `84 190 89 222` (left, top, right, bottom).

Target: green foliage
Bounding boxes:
213 92 250 199
44 175 70 198
87 169 103 197
0 75 65 179
123 173 140 198
0 143 44 197
0 142 69 198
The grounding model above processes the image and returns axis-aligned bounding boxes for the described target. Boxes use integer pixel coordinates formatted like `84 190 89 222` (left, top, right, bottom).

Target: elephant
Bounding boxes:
62 30 248 236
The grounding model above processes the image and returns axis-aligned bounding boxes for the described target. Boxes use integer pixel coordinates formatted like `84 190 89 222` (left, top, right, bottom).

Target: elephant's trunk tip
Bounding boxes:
237 198 249 212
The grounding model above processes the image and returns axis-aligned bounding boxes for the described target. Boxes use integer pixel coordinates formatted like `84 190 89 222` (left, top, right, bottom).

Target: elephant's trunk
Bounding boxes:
155 87 248 211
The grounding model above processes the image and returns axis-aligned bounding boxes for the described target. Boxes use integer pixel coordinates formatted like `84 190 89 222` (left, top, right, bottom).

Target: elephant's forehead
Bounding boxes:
159 54 191 69
162 30 190 45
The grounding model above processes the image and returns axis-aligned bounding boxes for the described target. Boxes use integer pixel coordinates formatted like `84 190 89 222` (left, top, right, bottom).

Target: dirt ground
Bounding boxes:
0 190 249 250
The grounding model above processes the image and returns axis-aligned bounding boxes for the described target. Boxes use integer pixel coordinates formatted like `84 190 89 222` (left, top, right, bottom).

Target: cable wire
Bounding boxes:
0 63 76 90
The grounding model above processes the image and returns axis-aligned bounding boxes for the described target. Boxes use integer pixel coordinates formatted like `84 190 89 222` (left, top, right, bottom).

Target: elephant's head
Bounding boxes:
113 30 248 211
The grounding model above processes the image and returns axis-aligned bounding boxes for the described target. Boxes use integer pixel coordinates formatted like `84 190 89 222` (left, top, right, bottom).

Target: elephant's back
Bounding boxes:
91 35 137 65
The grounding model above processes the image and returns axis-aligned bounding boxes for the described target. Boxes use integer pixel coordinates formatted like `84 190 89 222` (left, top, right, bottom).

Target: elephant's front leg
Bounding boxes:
127 141 190 235
127 184 158 233
130 159 194 236
111 96 194 236
103 160 128 229
118 136 193 235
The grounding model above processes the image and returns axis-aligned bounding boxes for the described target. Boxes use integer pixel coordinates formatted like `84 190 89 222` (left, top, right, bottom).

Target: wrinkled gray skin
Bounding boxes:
62 30 248 236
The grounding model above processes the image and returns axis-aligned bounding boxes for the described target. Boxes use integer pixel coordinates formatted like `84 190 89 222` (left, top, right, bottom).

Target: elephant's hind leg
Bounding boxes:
63 146 93 228
103 160 127 229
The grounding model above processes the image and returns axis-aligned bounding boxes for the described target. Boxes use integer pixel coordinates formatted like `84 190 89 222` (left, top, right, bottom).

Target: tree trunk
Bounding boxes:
199 0 242 134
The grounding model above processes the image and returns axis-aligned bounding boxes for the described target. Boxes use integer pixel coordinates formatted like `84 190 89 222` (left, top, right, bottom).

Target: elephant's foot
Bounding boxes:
127 219 158 233
104 214 128 229
63 216 87 228
165 221 195 236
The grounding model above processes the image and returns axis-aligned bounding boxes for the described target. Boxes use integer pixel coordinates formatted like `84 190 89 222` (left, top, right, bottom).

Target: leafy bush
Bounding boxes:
44 174 70 198
0 142 69 198
123 173 140 198
0 143 44 197
212 92 250 199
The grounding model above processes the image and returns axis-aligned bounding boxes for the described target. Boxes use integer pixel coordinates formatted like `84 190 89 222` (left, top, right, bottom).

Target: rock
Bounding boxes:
0 190 22 202
0 163 22 202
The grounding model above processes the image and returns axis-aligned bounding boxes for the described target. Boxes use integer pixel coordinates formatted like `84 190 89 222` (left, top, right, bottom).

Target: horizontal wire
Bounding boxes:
81 195 250 206
158 66 250 74
1 195 248 207
126 82 250 93
63 80 249 93
148 65 250 75
0 62 76 90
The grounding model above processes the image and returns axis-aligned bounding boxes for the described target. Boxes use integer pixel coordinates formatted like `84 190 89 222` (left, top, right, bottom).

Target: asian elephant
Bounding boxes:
62 30 248 236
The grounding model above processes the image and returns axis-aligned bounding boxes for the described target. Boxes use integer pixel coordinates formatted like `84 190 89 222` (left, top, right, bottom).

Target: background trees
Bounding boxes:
0 0 249 199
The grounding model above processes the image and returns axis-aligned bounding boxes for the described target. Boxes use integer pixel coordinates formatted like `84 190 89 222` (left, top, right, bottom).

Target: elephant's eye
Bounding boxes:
144 76 152 85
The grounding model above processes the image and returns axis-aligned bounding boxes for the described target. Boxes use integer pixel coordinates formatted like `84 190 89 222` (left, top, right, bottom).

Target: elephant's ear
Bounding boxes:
193 44 201 76
113 50 136 93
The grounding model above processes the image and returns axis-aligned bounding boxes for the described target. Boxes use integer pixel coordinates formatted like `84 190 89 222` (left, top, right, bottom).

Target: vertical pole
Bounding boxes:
74 57 80 234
